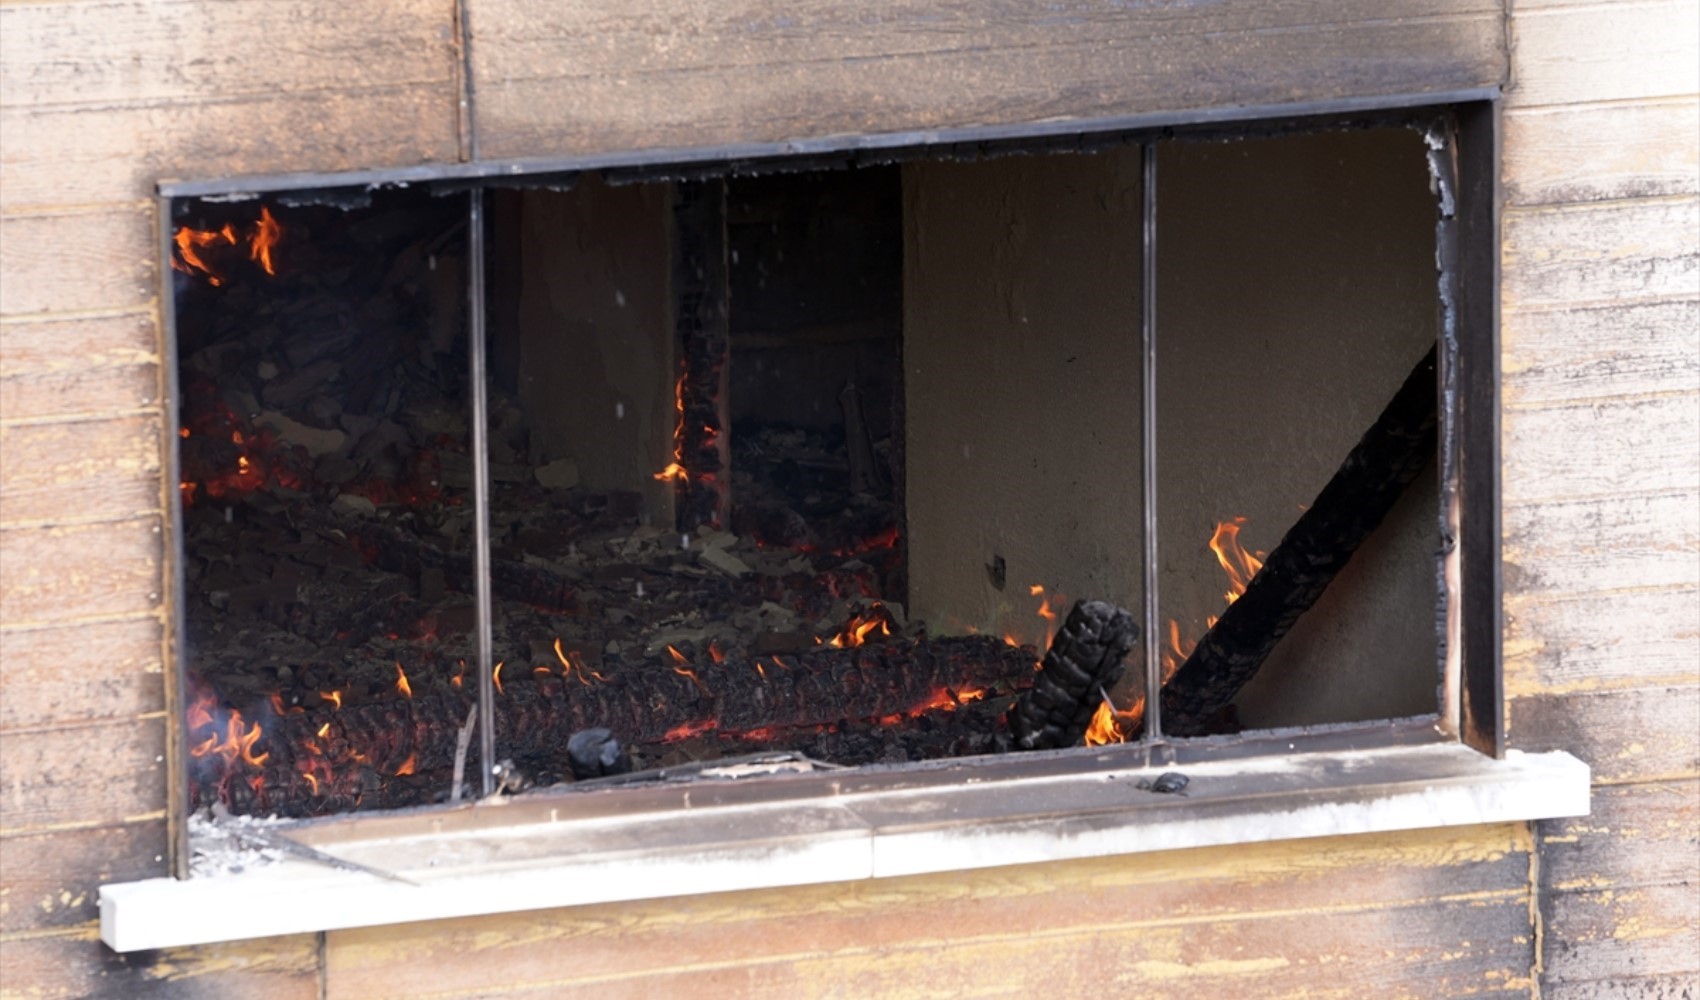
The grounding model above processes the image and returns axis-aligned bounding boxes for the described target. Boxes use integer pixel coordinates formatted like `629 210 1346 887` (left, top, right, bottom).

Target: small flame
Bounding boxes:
493 661 505 695
394 753 417 777
708 642 725 664
316 722 330 739
1208 517 1266 607
653 372 690 484
1028 584 1045 597
827 604 893 648
320 689 342 709
451 659 466 689
394 662 413 699
665 644 690 665
249 207 281 275
302 772 320 795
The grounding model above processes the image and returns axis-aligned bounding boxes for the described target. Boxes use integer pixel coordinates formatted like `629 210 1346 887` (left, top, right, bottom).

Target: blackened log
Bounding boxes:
1160 346 1440 736
1010 600 1141 750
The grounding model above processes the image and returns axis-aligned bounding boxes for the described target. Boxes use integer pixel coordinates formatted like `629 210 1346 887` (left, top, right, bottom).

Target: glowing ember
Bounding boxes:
394 662 413 699
662 718 717 742
665 644 690 665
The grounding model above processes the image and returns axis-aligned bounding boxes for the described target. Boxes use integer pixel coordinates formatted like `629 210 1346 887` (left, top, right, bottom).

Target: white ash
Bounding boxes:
187 809 288 878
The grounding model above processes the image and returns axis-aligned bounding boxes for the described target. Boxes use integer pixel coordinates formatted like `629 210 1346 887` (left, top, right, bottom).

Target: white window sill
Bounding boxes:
99 742 1588 952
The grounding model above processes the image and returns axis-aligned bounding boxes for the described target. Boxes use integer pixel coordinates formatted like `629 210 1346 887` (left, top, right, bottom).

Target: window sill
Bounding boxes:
99 742 1588 952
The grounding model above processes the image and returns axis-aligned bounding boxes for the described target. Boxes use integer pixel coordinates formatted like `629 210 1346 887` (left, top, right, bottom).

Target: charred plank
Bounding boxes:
1010 600 1141 750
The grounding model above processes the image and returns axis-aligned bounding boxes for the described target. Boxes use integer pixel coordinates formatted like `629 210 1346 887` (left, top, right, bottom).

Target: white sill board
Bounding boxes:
99 743 1589 952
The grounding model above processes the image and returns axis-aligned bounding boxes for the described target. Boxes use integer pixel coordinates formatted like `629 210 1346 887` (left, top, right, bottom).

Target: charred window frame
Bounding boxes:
157 98 1503 877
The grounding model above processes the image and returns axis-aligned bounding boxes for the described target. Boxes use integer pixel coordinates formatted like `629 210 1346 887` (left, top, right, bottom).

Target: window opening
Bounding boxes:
168 109 1481 833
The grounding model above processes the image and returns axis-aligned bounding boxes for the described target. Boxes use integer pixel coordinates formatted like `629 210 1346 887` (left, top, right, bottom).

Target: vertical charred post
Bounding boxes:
672 179 732 532
1011 600 1141 750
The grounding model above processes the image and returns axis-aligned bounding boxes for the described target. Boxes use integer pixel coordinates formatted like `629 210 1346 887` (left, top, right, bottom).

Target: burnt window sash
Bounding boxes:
161 98 1503 878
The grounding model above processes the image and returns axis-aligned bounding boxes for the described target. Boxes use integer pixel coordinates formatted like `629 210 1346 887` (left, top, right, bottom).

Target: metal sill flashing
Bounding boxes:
99 743 1588 952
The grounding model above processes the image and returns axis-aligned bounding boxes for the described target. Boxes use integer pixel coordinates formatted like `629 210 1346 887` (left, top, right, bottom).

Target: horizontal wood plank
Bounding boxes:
1502 197 1700 312
1508 0 1700 108
1503 299 1700 408
1538 779 1700 893
1504 491 1700 597
0 924 318 1000
1546 973 1700 999
0 616 164 729
1542 883 1700 986
467 0 1504 159
1502 393 1700 505
1510 685 1700 784
0 716 165 833
0 312 160 421
327 823 1532 997
0 208 154 318
0 820 166 932
330 894 1534 999
1504 99 1700 207
0 0 455 110
1505 586 1700 697
0 516 163 624
0 85 460 212
0 414 163 525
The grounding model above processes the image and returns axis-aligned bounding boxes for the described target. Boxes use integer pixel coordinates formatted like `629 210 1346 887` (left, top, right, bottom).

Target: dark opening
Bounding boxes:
173 117 1451 820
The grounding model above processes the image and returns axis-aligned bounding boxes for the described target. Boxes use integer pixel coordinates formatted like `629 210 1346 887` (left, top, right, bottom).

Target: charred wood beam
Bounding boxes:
195 636 1035 817
1010 600 1141 750
673 179 732 532
1160 345 1440 736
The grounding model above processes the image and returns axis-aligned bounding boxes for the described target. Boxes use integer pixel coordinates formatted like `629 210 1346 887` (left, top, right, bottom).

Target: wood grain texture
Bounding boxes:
0 414 162 525
0 312 160 421
1504 586 1700 697
1538 780 1700 892
1546 974 1700 999
1504 98 1700 206
0 616 164 729
1502 197 1700 312
0 820 166 932
466 0 1505 159
0 517 162 624
1502 299 1700 408
0 925 319 1000
0 209 154 318
0 0 456 109
1507 0 1700 108
1502 393 1700 507
0 86 462 211
1504 491 1700 597
1542 883 1700 986
0 716 165 833
1510 685 1700 784
326 823 1534 999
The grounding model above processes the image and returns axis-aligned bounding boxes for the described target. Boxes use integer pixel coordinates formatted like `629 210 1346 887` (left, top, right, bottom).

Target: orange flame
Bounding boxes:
320 689 342 709
394 753 417 777
653 372 690 484
394 662 413 699
827 604 893 648
708 642 725 664
316 722 331 739
1208 517 1266 607
190 709 269 767
451 659 466 689
302 772 320 795
493 661 505 695
665 644 690 665
250 207 281 275
1084 699 1124 747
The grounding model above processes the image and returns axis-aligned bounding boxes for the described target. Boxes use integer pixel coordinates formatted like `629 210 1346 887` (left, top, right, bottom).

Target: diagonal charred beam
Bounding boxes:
1160 345 1439 736
1010 600 1141 750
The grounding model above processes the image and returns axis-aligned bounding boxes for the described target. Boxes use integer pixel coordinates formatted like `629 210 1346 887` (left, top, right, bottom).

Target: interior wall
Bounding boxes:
902 147 1144 656
512 178 677 521
1154 128 1441 728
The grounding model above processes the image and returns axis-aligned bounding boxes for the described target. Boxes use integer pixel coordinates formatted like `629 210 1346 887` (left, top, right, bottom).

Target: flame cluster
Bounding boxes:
171 206 283 286
823 604 894 648
1084 517 1267 746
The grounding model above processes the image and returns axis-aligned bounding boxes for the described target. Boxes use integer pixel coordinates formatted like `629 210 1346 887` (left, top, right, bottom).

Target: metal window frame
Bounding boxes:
159 94 1503 878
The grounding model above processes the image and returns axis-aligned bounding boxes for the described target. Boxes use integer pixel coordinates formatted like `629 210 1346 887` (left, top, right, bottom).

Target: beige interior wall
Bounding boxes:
1154 128 1441 728
902 148 1144 656
513 178 677 522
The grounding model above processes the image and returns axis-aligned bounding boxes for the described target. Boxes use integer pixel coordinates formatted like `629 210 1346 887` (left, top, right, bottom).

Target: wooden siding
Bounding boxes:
0 0 1695 996
1502 1 1700 997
